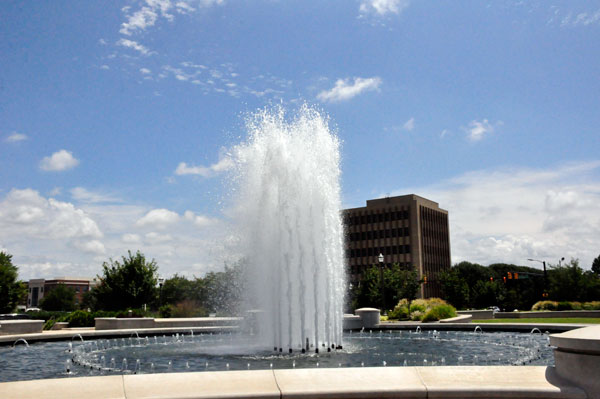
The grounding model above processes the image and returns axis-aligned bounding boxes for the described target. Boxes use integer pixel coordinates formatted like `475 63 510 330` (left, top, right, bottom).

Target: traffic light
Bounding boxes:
503 276 507 283
514 273 519 280
489 277 494 282
423 276 427 284
508 272 512 279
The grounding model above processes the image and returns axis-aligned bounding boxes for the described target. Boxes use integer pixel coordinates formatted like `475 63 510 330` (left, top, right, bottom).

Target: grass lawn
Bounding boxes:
471 318 600 324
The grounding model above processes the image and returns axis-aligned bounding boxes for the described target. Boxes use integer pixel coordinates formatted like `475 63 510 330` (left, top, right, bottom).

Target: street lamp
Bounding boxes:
158 277 165 307
378 253 386 315
559 257 565 266
527 258 548 298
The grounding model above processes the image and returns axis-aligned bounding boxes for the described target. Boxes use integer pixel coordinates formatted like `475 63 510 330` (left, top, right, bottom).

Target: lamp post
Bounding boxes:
158 277 165 307
527 259 547 298
559 257 565 267
378 253 386 315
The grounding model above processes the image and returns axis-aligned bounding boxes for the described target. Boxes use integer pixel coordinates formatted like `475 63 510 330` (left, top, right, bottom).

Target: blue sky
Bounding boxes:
1 0 599 279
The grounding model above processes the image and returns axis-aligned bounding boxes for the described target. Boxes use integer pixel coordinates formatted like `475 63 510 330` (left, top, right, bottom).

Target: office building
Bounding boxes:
27 277 98 308
343 194 451 298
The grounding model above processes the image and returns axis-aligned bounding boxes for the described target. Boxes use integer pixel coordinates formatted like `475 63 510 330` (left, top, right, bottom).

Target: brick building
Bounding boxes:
27 277 98 308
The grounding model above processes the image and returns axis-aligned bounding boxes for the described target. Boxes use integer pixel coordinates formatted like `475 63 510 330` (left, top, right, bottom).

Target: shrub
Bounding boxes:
159 304 172 318
67 310 95 327
557 301 573 311
410 310 424 321
388 299 410 320
531 301 558 311
169 300 208 318
421 304 457 322
43 318 56 330
570 301 583 310
583 301 600 310
409 299 428 314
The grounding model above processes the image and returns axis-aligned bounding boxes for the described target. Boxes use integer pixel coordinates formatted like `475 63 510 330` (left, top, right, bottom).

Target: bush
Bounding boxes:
67 310 95 327
583 301 600 310
409 299 428 314
388 299 409 320
169 300 208 318
557 301 573 311
410 310 424 321
531 301 558 311
421 304 457 323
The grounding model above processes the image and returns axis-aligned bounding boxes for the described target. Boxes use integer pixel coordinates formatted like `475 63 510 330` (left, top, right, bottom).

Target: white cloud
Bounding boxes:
175 156 234 177
39 150 79 172
0 189 102 240
145 231 173 243
317 77 382 103
121 233 142 244
465 119 495 142
5 132 27 143
136 208 180 228
120 6 159 36
117 39 153 55
184 210 217 227
403 117 415 131
1 189 232 280
140 68 152 74
359 0 410 16
391 161 600 269
561 9 600 27
70 187 121 204
74 239 106 255
100 65 110 70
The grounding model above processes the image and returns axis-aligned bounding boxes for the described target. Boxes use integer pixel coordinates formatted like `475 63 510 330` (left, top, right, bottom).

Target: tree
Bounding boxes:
351 264 419 312
439 269 470 309
592 255 600 276
92 251 159 311
40 284 76 311
548 259 586 302
0 252 26 313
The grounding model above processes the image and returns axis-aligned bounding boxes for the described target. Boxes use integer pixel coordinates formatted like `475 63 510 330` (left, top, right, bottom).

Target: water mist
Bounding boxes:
233 106 346 353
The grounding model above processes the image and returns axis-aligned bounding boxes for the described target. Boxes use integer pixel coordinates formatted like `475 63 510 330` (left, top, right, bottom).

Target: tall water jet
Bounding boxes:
232 105 346 353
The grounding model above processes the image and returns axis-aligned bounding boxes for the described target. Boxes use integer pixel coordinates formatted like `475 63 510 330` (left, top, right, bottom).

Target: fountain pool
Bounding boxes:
0 330 554 383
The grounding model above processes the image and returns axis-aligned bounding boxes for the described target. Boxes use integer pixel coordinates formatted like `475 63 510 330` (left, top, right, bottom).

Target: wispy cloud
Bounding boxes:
317 77 382 103
175 156 234 177
70 187 121 204
39 150 79 172
117 39 153 55
561 9 600 27
5 132 28 143
464 119 498 142
120 5 160 36
359 0 410 16
403 117 415 131
392 161 600 269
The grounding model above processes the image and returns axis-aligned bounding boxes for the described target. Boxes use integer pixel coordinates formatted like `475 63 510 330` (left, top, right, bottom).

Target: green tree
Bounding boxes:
548 259 586 302
160 274 195 305
592 254 600 276
0 252 26 313
39 284 76 311
92 251 159 311
439 268 470 309
351 264 419 312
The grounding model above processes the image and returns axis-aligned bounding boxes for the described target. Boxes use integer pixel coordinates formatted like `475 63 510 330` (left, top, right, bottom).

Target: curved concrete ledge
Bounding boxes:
0 320 44 335
0 325 237 346
0 366 585 399
439 314 472 323
551 325 600 398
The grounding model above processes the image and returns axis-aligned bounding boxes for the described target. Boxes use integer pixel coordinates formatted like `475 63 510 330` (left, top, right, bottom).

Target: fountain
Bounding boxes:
232 105 346 353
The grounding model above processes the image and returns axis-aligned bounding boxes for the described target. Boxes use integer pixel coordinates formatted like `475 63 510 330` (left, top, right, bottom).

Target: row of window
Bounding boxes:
347 227 410 242
345 210 409 226
347 245 411 258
